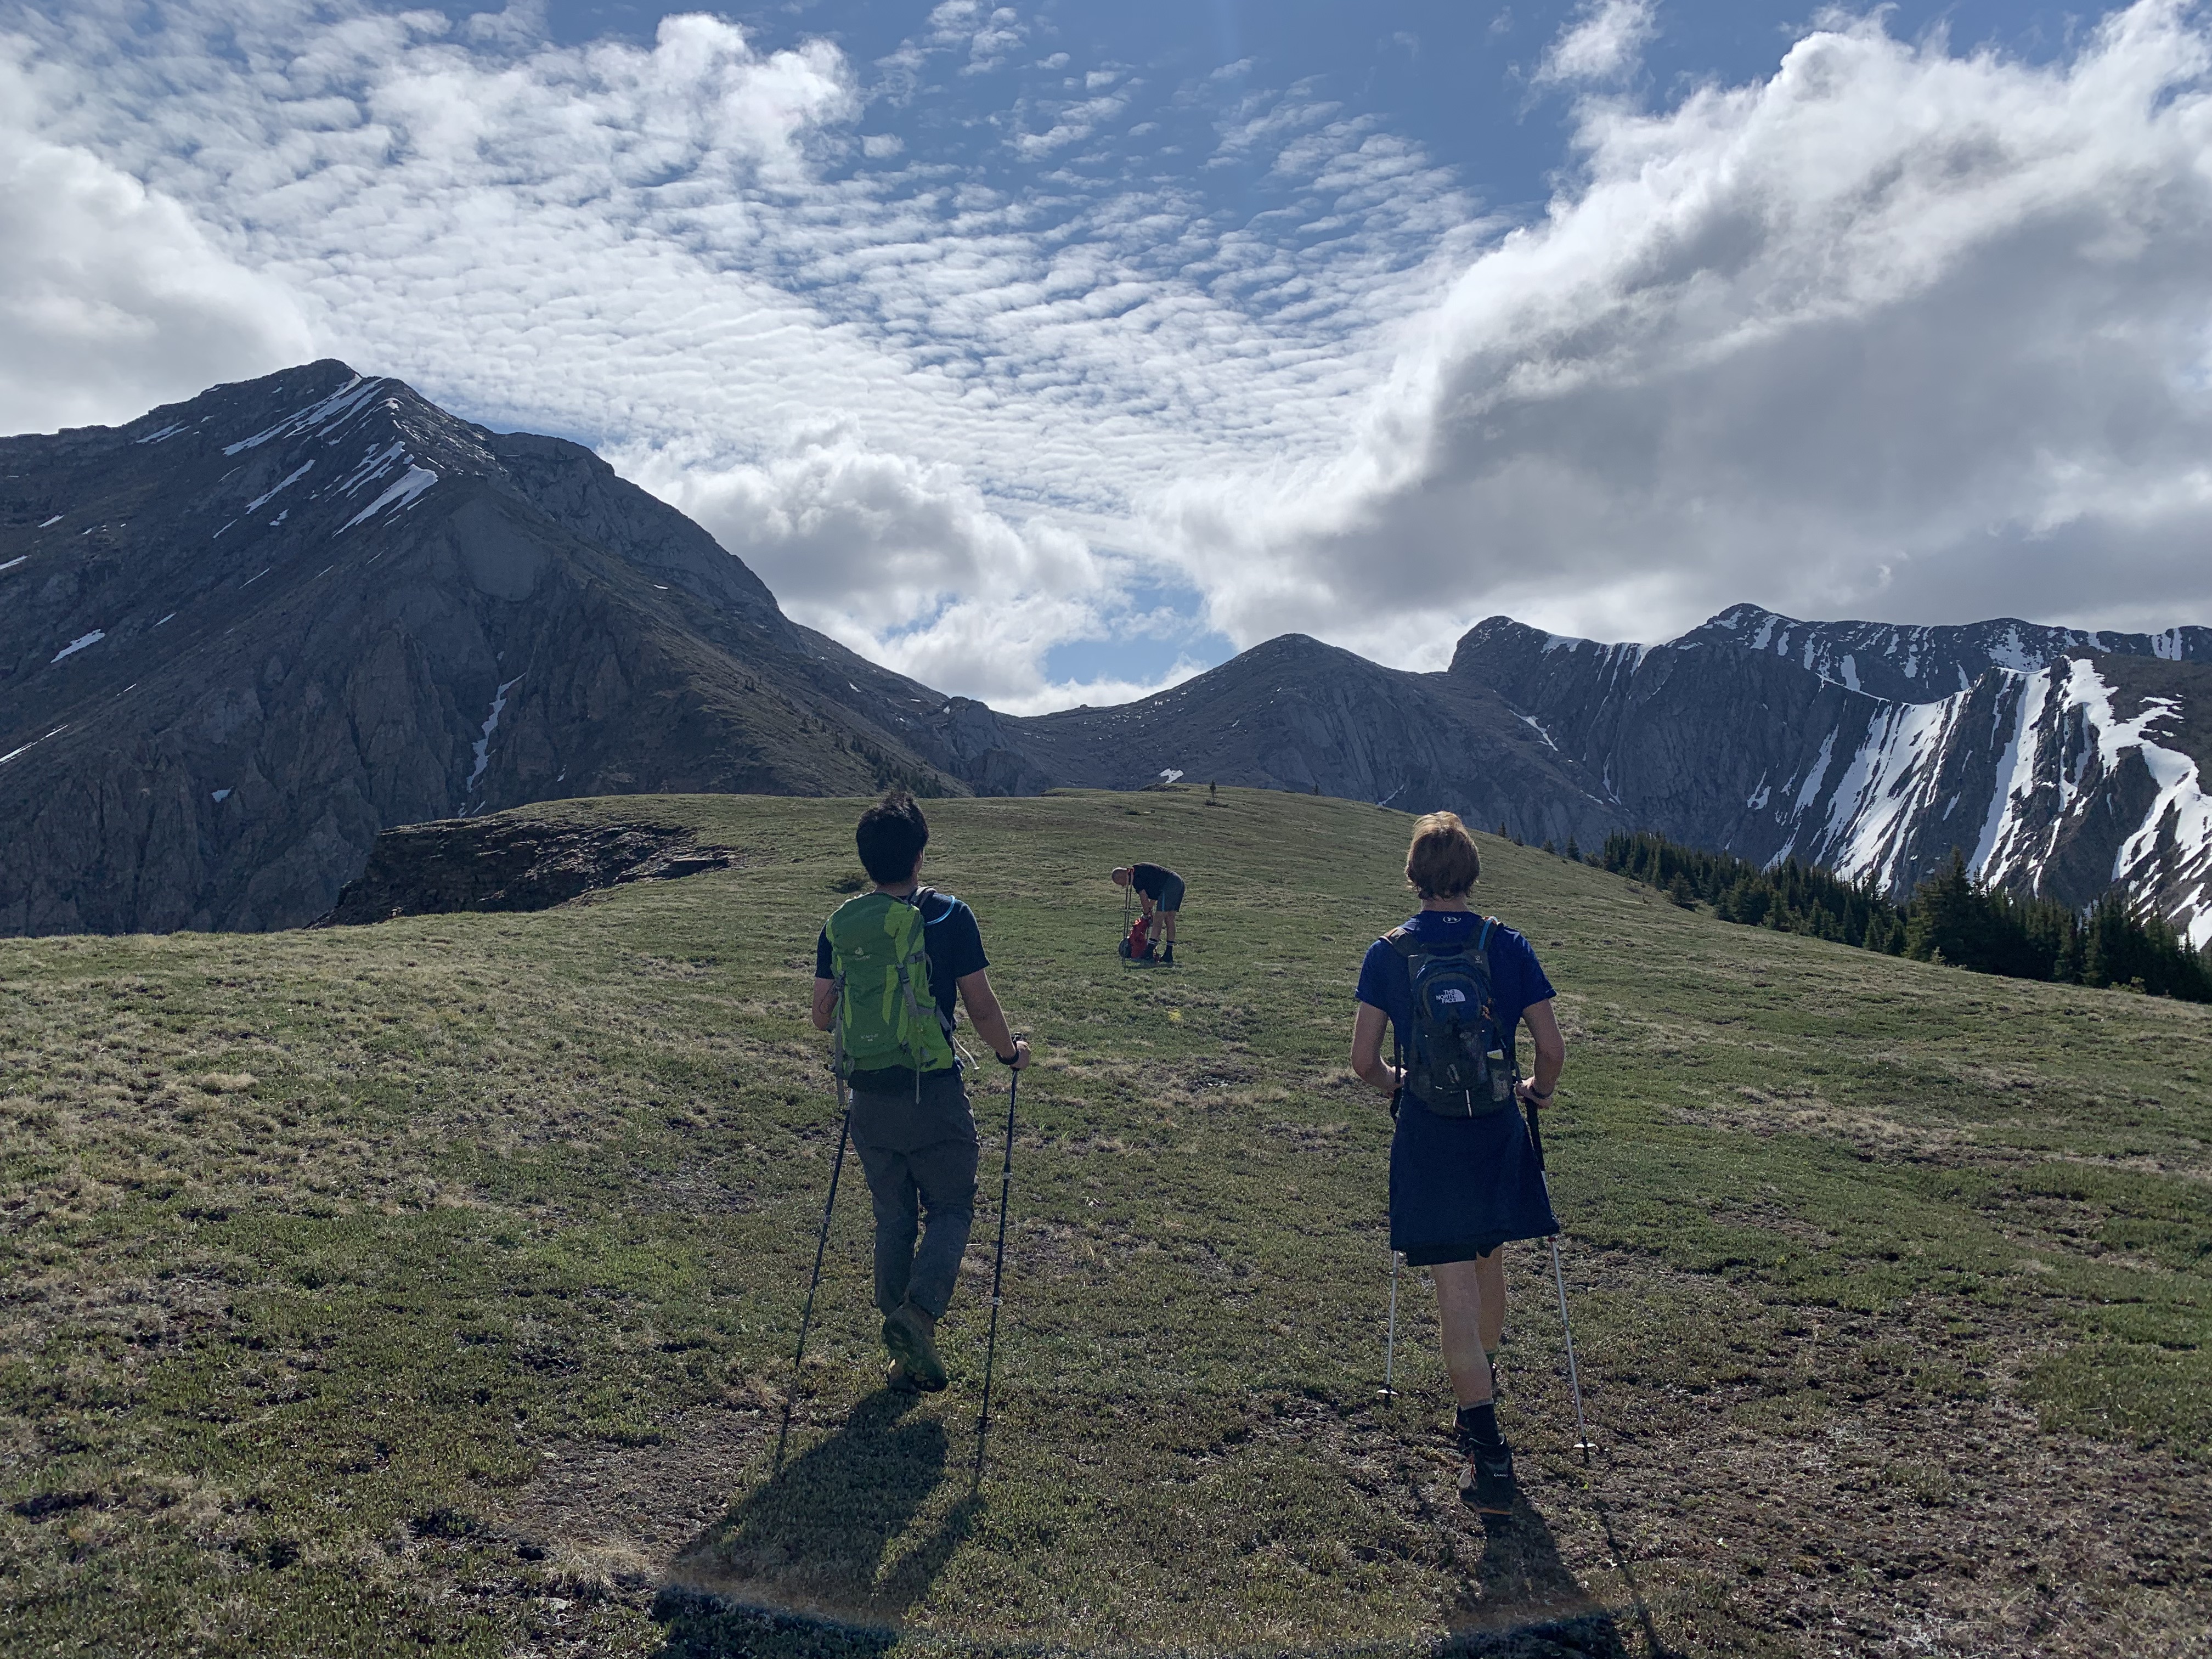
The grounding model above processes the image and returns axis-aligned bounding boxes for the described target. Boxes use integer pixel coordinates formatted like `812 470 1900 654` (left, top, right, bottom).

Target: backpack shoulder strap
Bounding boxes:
1384 925 1420 958
1476 917 1496 953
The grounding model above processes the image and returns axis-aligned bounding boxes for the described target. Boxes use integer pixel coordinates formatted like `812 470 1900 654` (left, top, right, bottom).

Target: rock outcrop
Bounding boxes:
317 814 732 924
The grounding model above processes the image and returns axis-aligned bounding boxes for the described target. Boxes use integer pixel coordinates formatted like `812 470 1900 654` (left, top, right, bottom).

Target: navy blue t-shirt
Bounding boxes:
815 888 988 1030
1355 911 1556 1061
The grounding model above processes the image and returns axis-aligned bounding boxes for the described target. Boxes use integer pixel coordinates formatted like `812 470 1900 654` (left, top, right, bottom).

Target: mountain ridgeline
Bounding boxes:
3 364 2208 946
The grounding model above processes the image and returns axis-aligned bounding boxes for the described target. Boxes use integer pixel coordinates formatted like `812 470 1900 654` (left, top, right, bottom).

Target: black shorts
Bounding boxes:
1151 873 1186 912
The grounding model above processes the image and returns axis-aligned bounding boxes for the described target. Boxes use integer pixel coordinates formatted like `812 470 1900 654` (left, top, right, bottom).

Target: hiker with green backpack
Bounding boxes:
811 791 1030 1393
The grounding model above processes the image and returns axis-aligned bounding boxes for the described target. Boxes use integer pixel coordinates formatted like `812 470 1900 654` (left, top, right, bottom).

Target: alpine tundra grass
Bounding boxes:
0 789 2204 1657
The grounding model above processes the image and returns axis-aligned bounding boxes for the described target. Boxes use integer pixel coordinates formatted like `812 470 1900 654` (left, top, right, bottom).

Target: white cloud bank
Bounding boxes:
0 50 314 435
3 1 2211 703
1172 0 2212 659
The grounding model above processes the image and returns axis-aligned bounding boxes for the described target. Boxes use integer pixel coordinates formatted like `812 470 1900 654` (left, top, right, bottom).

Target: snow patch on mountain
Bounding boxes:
246 460 313 512
50 630 105 664
225 375 377 455
1813 694 1963 891
467 676 522 793
342 466 439 530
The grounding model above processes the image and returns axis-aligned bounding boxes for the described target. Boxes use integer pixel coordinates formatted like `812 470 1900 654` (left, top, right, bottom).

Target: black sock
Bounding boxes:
1456 1402 1501 1446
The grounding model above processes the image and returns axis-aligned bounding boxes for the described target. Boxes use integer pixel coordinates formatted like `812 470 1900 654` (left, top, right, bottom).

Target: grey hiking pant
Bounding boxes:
847 1067 979 1321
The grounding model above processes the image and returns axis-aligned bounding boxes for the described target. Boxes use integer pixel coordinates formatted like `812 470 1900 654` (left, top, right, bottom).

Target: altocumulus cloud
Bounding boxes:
5 0 1474 706
3 0 2210 704
1173 1 2212 658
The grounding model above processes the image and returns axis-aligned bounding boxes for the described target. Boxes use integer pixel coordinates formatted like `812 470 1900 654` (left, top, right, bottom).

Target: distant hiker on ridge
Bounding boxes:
1348 811 1566 1522
1111 861 1186 964
812 791 1030 1393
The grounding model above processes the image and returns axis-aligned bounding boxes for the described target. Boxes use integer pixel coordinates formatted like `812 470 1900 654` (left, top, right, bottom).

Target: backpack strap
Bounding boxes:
899 887 960 1044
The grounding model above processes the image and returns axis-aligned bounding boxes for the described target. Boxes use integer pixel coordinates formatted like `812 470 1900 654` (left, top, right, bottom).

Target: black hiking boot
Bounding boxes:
1455 1403 1515 1522
1458 1434 1516 1521
882 1302 948 1392
1160 944 1175 965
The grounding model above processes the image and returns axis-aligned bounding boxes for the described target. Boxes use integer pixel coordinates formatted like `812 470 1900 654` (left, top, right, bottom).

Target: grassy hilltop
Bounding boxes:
0 788 2205 1658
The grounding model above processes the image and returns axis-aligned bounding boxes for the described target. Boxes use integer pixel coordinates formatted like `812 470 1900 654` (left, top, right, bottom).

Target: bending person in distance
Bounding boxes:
812 791 1030 1394
1348 811 1565 1524
1110 861 1186 964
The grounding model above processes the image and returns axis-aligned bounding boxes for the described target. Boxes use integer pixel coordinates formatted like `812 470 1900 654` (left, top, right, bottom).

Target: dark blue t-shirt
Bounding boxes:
816 888 988 1029
1355 911 1556 1061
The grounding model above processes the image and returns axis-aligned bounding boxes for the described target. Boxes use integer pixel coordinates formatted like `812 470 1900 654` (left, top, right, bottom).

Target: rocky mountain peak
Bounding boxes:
0 363 969 934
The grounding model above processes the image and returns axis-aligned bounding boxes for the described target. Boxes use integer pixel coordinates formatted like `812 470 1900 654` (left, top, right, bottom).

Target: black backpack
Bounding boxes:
1388 919 1515 1118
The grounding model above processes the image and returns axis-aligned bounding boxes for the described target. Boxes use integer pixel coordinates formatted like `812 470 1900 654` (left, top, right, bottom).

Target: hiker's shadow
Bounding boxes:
1451 1497 1630 1656
672 1390 977 1625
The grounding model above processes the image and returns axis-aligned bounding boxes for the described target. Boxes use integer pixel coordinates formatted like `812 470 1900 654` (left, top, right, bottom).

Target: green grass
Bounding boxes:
1 788 2207 1657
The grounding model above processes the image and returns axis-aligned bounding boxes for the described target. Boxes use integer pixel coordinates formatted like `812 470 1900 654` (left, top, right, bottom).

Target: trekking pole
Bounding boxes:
1526 1097 1593 1463
972 1037 1025 1491
1119 879 1133 968
776 1072 851 1471
1381 1248 1402 1400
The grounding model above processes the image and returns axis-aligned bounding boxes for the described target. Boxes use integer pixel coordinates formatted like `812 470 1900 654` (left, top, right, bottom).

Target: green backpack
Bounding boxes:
824 889 958 1077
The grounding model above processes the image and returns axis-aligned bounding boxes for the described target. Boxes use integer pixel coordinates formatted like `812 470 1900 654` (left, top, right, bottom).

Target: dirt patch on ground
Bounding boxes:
488 1239 2206 1658
1679 1090 1980 1159
1432 1248 2210 1659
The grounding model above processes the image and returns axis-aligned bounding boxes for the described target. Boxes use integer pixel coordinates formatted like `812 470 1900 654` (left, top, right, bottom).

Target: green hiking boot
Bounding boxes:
882 1301 948 1392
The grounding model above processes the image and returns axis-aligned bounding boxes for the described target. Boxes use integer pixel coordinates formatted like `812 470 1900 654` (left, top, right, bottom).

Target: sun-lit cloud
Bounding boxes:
0 44 315 435
1169 0 2212 657
1535 0 1660 86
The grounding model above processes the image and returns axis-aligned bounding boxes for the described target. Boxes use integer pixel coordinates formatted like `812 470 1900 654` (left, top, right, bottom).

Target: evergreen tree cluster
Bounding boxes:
1596 832 2212 1003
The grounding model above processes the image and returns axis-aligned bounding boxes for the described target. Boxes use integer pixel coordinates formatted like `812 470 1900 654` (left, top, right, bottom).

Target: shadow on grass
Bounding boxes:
1443 1495 1630 1658
659 1388 977 1652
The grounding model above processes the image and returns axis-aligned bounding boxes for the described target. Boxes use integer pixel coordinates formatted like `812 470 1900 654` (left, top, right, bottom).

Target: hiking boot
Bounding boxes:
1160 944 1175 965
886 1357 922 1393
882 1301 948 1392
1458 1435 1516 1520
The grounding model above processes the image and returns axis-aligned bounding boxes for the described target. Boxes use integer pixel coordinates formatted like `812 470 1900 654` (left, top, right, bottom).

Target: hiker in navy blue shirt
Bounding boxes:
1350 810 1565 1523
1111 862 1186 963
811 791 1029 1393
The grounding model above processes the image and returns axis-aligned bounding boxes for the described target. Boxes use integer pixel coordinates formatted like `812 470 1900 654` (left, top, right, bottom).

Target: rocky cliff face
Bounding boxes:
1674 603 2212 703
1449 613 2212 949
0 363 993 934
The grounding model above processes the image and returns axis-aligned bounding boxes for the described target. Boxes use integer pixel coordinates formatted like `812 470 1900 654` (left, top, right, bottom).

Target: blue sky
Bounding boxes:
2 1 2208 708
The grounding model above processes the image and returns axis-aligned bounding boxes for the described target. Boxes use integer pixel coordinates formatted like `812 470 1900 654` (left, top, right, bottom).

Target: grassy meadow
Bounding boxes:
0 787 2205 1658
